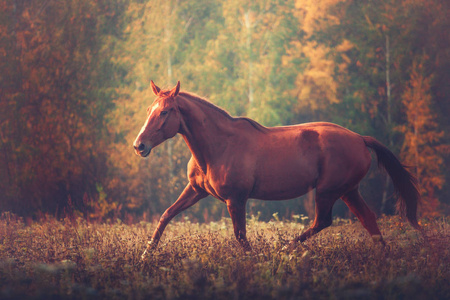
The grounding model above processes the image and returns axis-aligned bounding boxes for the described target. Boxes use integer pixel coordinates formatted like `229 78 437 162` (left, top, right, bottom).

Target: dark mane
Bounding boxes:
179 92 269 133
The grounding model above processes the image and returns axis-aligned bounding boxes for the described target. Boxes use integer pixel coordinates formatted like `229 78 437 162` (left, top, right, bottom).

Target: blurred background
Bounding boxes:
1 0 449 223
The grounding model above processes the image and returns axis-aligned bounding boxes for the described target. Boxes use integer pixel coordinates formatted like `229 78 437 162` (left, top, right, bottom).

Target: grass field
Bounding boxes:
0 213 449 299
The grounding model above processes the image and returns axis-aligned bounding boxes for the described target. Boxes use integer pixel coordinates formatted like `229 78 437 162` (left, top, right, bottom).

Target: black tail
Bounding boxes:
362 136 421 229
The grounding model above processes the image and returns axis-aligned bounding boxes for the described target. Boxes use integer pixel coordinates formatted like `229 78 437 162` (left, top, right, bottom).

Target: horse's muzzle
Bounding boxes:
134 143 152 157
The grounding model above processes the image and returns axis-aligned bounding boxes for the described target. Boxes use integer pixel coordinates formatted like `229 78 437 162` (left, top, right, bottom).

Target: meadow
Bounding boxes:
0 212 448 300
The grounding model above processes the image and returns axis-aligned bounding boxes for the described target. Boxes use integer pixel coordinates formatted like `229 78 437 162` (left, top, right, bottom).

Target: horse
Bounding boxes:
133 81 421 260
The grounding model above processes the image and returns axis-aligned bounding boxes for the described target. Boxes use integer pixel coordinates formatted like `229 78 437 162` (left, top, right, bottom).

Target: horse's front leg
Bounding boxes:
226 199 252 251
141 184 207 260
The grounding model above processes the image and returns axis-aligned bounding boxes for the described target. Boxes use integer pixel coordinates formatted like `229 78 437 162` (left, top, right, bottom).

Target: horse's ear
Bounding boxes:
169 81 180 98
150 80 161 96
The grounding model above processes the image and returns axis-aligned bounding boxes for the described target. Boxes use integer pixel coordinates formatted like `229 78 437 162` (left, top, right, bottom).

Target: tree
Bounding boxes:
0 0 125 218
196 0 301 126
397 58 445 216
107 0 224 219
291 0 344 119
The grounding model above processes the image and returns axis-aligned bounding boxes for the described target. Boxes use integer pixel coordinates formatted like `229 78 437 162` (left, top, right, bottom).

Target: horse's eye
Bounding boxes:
160 111 168 116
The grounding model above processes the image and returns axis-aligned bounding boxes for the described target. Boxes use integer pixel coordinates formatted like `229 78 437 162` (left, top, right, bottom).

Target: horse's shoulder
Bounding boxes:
187 156 203 174
187 157 208 191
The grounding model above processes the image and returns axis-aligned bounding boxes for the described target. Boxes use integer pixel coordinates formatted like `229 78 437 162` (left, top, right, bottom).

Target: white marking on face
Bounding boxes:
149 102 160 117
138 102 160 136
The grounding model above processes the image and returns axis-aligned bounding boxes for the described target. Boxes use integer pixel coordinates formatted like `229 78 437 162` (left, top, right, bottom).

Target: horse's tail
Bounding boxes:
362 136 421 229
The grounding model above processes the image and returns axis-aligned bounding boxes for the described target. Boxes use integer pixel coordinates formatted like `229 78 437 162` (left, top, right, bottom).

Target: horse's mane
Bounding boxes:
179 91 269 133
180 92 231 119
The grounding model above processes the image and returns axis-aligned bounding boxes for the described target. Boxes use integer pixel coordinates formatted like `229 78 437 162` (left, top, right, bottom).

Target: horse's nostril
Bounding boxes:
138 143 146 151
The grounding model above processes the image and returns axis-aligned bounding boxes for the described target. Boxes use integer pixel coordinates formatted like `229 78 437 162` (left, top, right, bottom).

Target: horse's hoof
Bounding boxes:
141 249 149 261
372 235 385 246
141 239 158 261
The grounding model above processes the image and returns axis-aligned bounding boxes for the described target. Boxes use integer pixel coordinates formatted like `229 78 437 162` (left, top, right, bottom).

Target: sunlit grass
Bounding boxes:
0 213 448 299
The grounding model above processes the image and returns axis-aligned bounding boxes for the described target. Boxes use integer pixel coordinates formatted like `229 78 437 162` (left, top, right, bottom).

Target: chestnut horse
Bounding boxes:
134 81 420 259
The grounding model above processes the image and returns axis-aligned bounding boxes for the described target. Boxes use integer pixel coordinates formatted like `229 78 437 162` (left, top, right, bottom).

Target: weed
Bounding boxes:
0 214 449 299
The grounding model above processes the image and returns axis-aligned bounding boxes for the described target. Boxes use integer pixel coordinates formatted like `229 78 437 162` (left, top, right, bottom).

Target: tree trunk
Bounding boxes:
166 47 174 181
243 10 254 106
381 34 393 214
163 4 175 182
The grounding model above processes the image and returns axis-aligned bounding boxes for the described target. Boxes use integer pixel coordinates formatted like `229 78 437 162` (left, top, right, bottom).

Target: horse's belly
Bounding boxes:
246 128 320 200
250 165 317 200
250 184 312 200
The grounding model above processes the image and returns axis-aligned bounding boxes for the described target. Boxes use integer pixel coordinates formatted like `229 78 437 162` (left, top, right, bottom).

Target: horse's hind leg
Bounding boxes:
341 187 384 244
294 191 339 243
226 199 252 251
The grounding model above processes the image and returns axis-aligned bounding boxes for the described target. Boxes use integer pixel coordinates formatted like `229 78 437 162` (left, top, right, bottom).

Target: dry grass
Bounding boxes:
0 213 449 300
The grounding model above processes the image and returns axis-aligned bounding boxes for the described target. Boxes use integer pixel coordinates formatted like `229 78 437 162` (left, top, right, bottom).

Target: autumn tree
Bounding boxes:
397 58 445 216
290 0 344 119
0 0 125 218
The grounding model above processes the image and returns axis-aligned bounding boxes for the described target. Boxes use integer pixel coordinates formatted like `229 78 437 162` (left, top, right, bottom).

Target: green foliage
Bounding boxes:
0 214 449 299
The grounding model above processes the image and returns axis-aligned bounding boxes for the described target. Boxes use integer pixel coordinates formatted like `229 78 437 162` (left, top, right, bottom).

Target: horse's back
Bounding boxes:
249 122 371 199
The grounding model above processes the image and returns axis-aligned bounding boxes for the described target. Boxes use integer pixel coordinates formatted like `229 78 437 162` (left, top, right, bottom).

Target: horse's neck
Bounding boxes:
177 95 233 171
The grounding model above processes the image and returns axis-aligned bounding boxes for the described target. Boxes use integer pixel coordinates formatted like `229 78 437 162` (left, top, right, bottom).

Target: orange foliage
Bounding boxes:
397 57 445 217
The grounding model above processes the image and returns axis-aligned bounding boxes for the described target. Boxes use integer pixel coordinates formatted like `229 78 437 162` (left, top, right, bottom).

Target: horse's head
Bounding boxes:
133 80 181 157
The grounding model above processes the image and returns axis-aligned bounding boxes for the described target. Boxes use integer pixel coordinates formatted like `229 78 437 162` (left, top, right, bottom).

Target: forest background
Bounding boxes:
1 0 449 223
